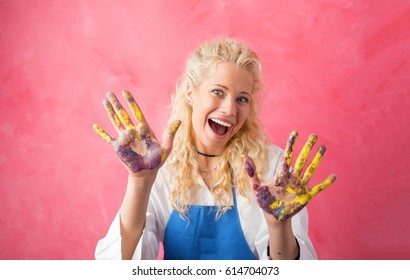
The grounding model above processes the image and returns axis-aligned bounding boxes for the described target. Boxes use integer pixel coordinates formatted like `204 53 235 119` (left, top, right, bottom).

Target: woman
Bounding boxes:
93 38 336 260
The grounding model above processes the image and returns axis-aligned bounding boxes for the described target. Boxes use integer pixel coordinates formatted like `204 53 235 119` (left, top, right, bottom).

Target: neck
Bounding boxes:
196 152 220 171
196 150 219 157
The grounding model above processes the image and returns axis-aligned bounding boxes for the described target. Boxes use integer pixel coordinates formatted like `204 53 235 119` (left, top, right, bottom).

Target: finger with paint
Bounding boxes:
309 174 337 198
92 123 113 144
122 90 153 141
244 157 275 211
161 120 182 162
103 98 124 134
293 134 317 177
123 90 145 123
298 140 337 196
279 130 298 180
106 91 135 129
301 145 326 185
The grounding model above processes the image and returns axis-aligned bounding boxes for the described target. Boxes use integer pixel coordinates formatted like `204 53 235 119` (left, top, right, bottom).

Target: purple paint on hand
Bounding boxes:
117 146 146 172
244 157 255 177
143 141 163 170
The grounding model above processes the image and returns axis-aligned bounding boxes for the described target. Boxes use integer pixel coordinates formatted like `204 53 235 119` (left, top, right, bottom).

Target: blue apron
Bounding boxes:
163 188 257 260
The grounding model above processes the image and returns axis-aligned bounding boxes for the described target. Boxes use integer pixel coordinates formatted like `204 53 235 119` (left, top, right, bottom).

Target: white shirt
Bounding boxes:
95 145 318 260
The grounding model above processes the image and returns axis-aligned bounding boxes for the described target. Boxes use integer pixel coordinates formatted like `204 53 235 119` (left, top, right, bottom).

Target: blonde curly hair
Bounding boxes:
164 37 270 217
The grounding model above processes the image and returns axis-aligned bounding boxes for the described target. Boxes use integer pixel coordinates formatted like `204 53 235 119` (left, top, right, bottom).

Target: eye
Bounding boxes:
237 96 249 104
212 89 223 96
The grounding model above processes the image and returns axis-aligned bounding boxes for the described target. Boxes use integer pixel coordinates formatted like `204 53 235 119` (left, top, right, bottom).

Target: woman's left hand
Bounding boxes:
244 131 336 222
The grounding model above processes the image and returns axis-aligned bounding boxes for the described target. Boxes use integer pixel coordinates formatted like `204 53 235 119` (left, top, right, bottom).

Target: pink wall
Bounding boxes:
1 0 409 260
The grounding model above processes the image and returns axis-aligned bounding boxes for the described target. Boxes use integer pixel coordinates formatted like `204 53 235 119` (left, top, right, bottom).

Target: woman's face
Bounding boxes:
188 62 254 154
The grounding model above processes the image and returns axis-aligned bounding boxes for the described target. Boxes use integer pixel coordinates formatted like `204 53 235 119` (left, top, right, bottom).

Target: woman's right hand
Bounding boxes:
93 90 181 175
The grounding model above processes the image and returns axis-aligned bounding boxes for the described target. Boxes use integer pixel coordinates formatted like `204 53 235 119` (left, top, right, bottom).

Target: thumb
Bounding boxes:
244 156 261 187
162 120 182 157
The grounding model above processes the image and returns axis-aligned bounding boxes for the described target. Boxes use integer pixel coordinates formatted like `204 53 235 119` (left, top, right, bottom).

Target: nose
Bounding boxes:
220 96 237 117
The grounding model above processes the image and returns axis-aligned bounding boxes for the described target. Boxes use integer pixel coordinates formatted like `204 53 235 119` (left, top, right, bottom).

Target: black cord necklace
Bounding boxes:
196 150 219 157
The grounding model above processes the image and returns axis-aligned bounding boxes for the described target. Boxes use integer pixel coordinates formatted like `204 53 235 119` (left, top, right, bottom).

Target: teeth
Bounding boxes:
211 118 232 127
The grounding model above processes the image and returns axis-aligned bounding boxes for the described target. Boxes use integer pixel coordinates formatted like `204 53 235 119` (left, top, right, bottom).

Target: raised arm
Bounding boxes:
93 90 180 259
244 131 336 259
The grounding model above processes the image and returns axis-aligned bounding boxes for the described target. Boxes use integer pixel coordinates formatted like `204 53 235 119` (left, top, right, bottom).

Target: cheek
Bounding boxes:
191 107 207 128
238 107 250 126
232 108 250 134
194 99 214 119
232 117 246 135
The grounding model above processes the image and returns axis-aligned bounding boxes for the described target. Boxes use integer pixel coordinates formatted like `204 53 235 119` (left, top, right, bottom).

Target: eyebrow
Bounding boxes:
212 84 251 96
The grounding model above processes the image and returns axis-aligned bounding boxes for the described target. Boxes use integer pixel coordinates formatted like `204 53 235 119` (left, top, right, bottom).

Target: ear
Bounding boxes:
186 84 193 104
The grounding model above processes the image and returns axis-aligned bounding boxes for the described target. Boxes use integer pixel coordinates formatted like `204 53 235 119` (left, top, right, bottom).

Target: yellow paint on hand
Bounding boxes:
310 175 336 197
161 149 167 162
284 131 298 168
93 124 112 143
270 200 283 209
301 146 326 185
294 134 317 176
169 120 181 135
293 193 310 205
286 183 297 194
123 90 145 121
104 101 123 129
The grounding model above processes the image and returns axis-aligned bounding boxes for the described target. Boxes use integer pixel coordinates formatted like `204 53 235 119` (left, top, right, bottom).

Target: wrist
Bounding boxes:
264 212 292 230
128 169 158 187
128 169 158 178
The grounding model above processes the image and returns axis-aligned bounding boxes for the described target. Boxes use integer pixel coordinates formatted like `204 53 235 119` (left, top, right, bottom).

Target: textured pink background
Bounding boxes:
1 0 409 259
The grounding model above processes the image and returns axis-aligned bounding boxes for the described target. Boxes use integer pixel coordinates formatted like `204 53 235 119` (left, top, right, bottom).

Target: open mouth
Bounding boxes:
208 118 232 136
